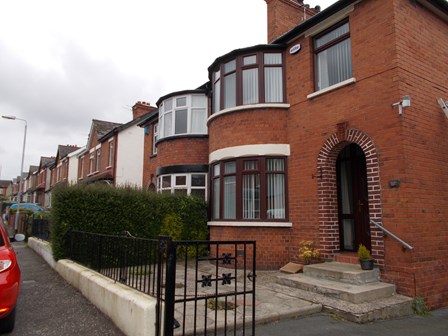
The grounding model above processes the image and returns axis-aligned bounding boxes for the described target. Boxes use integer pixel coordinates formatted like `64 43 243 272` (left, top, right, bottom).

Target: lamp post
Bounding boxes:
2 115 27 233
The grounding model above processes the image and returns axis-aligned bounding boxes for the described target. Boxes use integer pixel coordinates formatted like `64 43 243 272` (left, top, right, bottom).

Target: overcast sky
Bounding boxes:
0 0 335 181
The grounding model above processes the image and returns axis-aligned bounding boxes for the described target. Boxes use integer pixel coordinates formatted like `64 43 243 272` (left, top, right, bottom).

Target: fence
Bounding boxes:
29 219 50 241
66 231 256 336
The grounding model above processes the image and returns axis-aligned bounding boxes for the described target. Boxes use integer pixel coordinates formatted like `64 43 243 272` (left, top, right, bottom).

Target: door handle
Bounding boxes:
358 200 364 213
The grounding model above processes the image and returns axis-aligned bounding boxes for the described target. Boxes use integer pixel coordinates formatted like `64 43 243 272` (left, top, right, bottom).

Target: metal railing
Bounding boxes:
370 219 414 250
65 231 256 336
66 230 161 296
30 219 50 241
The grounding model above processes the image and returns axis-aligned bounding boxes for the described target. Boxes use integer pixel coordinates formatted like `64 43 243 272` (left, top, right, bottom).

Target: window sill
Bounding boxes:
307 77 356 100
208 221 292 228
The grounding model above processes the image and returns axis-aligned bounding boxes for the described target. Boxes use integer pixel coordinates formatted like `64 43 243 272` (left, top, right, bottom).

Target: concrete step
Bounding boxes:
275 261 413 323
277 273 396 304
304 262 380 285
275 272 413 323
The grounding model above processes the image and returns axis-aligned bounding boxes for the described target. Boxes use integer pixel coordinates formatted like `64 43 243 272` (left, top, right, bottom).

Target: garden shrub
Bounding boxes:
51 184 208 261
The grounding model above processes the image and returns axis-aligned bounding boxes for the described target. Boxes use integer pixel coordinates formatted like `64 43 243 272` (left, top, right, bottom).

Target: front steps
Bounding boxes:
276 262 413 323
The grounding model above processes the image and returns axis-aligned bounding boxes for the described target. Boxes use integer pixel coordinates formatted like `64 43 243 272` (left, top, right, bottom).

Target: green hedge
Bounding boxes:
51 184 208 261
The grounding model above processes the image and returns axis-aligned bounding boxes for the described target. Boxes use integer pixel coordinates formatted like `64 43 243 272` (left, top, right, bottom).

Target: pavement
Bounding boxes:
7 240 448 336
7 241 124 336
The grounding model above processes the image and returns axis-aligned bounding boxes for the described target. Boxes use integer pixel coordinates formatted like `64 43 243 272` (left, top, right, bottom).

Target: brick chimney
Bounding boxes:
266 0 321 43
132 101 156 119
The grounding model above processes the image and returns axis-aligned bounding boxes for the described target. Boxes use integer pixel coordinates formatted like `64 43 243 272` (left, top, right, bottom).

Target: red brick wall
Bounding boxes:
210 226 291 269
156 137 209 168
208 108 288 152
208 0 448 309
142 122 159 190
382 0 448 309
278 0 448 308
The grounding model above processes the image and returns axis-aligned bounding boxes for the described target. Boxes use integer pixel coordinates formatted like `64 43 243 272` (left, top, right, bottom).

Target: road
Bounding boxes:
6 242 124 336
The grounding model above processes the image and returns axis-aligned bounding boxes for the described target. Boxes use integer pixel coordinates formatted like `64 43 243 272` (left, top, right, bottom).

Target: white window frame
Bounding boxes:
108 139 114 168
157 173 207 199
89 153 94 175
79 156 85 178
95 148 101 172
152 123 158 155
159 94 207 140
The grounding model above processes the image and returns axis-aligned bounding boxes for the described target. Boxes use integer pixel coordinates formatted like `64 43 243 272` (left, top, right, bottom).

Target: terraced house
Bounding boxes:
140 0 448 309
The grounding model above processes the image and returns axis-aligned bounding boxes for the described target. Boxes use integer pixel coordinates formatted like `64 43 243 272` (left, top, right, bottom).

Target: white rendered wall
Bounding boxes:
68 156 79 185
115 125 144 188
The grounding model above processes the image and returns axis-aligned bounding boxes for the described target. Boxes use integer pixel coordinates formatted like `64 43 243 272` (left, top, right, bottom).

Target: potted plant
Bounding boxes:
298 241 320 265
357 244 374 270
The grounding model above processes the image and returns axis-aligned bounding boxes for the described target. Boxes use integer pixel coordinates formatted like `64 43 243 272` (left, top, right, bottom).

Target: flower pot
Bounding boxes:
359 258 374 270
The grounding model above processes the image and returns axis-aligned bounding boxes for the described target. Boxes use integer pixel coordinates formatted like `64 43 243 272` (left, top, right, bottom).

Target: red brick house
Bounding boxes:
140 0 448 309
77 103 156 187
0 180 11 198
77 120 122 184
139 88 209 197
50 145 80 187
34 157 55 206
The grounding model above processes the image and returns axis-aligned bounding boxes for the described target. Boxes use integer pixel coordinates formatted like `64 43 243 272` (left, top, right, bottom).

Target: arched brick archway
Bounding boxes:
317 128 384 265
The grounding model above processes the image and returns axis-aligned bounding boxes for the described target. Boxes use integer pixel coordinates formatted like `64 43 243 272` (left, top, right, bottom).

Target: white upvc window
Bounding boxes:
159 94 207 140
79 156 85 178
157 173 207 200
153 123 158 155
108 140 114 167
95 149 101 172
89 153 94 174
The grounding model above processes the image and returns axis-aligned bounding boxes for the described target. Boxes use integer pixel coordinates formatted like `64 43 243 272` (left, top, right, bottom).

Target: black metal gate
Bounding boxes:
158 237 256 336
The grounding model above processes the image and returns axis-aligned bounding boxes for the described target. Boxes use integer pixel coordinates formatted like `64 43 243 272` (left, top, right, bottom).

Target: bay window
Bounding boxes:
158 93 208 140
314 20 352 91
210 47 285 113
158 173 207 200
211 157 287 221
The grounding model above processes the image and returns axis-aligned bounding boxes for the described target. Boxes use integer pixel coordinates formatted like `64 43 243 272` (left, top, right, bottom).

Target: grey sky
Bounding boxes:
0 0 334 180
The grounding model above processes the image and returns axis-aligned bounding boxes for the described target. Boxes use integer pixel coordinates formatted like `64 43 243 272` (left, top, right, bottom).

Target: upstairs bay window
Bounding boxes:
314 20 352 91
210 47 285 114
211 157 287 221
158 93 207 140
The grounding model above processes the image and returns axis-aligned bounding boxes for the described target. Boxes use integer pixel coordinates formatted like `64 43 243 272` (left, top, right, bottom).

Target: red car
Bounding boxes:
0 222 24 333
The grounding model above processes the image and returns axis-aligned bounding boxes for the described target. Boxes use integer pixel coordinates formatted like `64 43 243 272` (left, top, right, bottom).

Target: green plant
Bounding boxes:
50 184 208 261
412 296 430 316
160 213 183 240
298 241 320 264
357 244 371 260
207 299 237 311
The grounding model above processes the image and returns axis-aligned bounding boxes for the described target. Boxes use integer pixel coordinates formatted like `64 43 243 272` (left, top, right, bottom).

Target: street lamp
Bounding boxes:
2 115 27 233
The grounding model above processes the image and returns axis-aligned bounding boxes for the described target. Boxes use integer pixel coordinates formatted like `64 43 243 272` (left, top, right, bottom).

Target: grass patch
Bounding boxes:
207 299 237 311
412 297 430 317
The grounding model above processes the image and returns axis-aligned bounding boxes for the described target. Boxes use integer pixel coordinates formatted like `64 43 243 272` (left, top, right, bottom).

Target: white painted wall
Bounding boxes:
67 147 85 185
115 124 144 188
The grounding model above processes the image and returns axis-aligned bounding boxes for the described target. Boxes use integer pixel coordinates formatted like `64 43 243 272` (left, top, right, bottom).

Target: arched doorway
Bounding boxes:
336 143 371 251
317 128 383 264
